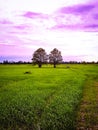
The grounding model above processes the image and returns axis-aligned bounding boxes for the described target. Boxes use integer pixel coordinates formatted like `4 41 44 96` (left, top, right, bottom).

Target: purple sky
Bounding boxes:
0 0 98 62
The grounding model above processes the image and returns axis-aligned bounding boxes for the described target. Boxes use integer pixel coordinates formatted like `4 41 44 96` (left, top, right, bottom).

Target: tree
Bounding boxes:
32 48 48 68
49 48 63 68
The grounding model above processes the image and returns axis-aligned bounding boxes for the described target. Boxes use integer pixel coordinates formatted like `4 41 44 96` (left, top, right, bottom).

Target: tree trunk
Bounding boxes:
38 63 42 68
54 63 56 68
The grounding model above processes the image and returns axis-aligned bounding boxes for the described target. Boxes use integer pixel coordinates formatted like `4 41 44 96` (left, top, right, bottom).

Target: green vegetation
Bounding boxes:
76 68 98 129
0 64 98 130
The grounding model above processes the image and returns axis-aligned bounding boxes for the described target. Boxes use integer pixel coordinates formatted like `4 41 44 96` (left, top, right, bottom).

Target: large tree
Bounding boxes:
49 48 63 68
32 48 48 68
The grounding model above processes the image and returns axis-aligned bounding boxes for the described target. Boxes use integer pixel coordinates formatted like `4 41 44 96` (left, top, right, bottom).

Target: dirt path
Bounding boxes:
76 80 98 130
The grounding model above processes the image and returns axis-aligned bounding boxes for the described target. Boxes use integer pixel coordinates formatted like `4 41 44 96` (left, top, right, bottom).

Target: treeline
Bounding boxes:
63 61 98 64
0 60 32 64
1 60 98 64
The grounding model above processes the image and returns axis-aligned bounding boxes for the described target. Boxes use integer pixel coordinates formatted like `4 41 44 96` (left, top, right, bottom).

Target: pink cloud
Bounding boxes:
50 23 98 32
23 11 41 18
0 19 13 24
85 24 98 28
50 2 98 32
14 24 30 30
50 24 83 31
22 11 48 19
58 4 95 15
93 13 98 20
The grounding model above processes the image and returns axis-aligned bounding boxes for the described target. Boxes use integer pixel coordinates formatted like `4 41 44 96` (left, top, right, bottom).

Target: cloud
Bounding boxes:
0 19 13 24
22 11 48 19
93 13 98 20
50 2 98 32
85 24 98 28
74 4 95 13
14 24 30 30
50 24 82 31
57 4 95 15
23 11 41 18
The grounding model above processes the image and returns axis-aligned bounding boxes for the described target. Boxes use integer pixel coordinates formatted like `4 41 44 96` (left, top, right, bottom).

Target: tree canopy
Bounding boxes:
32 48 63 68
32 48 48 68
49 48 63 68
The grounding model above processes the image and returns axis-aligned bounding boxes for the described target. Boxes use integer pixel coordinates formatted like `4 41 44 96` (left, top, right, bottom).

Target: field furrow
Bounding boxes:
76 79 98 129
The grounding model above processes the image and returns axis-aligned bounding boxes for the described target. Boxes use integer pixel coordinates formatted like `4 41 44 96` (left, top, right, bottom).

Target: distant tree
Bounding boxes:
32 48 48 68
3 60 9 64
49 48 63 68
17 61 23 64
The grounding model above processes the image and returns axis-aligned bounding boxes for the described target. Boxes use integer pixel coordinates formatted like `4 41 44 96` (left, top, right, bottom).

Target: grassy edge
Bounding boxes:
76 77 98 129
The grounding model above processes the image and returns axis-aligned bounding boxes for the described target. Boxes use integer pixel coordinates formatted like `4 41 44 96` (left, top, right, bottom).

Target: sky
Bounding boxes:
0 0 98 62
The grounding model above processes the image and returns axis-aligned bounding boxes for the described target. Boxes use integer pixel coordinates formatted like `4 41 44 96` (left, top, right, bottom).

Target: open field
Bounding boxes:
0 64 98 130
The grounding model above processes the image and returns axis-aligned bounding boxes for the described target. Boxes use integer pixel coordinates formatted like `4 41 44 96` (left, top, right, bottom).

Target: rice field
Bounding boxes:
0 64 98 130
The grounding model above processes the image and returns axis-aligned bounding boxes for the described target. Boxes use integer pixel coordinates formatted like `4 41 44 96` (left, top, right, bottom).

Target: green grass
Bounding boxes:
76 69 98 129
0 64 98 130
